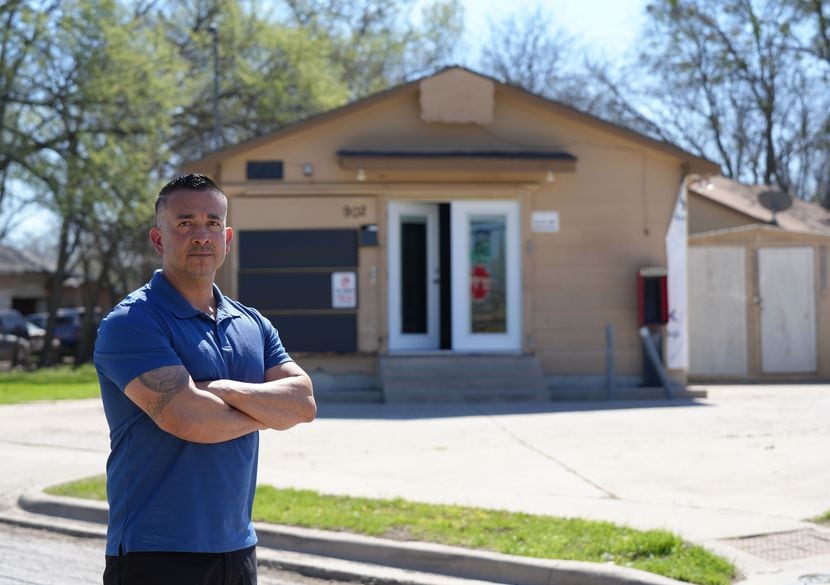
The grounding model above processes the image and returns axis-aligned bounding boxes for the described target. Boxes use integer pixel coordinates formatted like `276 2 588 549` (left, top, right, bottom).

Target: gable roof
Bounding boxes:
184 66 720 175
0 244 51 275
689 175 830 236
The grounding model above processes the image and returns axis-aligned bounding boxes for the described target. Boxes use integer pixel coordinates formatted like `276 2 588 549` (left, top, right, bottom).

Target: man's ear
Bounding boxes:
225 226 234 250
149 226 164 256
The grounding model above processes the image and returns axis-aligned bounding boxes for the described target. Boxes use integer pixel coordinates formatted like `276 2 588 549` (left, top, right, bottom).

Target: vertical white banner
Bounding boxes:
665 179 689 369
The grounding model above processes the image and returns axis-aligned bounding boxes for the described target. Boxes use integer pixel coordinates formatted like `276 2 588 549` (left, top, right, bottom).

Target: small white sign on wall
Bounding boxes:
332 271 357 308
532 211 560 233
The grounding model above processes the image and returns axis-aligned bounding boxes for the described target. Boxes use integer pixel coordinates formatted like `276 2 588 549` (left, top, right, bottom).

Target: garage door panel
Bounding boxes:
238 229 358 353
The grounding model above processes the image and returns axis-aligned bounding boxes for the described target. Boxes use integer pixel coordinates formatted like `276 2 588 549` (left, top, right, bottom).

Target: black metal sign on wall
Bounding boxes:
238 229 358 352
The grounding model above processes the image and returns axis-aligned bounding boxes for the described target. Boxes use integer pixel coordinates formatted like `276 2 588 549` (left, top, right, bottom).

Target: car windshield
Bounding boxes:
25 322 45 335
27 315 47 328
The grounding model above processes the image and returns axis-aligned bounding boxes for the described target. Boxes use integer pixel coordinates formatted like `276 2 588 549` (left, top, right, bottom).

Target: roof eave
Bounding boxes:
183 65 722 176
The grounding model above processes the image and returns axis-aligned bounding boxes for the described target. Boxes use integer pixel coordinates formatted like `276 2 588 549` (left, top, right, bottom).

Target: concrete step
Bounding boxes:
315 389 383 403
380 354 549 403
384 387 552 403
381 374 547 391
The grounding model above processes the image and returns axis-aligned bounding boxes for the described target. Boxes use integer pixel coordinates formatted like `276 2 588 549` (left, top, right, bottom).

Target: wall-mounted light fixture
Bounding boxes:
302 162 313 177
356 168 366 182
545 171 556 183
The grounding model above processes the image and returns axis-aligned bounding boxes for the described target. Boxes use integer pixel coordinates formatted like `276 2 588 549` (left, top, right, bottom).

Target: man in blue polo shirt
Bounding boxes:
95 174 316 585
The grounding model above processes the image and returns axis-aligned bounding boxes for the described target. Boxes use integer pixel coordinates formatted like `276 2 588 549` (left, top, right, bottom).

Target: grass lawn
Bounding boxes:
810 510 830 524
45 474 107 500
0 364 99 404
47 477 735 585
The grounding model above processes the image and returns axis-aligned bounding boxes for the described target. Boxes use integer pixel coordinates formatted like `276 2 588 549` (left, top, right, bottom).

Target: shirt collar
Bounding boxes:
151 270 242 322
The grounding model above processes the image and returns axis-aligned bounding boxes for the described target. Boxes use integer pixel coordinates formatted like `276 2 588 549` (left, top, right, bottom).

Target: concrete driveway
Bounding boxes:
2 384 830 584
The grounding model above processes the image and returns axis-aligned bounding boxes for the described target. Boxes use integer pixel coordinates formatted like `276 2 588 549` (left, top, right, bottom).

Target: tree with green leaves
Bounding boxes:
153 0 350 161
9 0 187 363
0 1 59 240
1 0 468 365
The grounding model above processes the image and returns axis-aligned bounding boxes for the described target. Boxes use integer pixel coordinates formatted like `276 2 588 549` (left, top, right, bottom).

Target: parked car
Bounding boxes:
27 307 101 359
0 308 32 368
25 321 61 359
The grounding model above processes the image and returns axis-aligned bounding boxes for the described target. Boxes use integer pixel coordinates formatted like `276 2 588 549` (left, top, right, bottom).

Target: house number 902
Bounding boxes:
343 205 367 218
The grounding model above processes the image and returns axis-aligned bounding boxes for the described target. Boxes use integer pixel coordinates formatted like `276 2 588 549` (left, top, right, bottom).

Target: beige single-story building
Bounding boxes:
687 176 830 381
185 67 720 401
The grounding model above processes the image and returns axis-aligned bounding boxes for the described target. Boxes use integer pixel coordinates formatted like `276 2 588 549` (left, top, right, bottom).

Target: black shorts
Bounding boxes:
103 545 256 585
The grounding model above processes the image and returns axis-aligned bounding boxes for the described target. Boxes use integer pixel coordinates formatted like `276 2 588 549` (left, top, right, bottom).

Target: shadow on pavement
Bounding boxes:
315 398 711 420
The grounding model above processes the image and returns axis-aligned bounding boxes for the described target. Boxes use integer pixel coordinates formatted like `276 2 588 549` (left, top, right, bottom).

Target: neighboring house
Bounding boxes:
0 243 115 318
687 176 830 381
184 66 719 401
0 244 51 315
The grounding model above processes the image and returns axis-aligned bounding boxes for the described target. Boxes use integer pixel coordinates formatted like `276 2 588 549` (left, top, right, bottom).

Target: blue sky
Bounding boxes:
456 0 648 63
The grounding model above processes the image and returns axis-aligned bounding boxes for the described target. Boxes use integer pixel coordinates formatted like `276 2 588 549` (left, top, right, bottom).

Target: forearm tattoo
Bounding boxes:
139 366 189 422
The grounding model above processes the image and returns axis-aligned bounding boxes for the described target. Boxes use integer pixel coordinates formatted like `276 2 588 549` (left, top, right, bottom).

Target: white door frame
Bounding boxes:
387 202 440 351
451 201 521 352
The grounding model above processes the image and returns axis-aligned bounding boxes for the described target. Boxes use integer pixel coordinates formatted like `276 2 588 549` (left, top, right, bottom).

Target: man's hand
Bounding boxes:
125 365 266 443
195 361 316 431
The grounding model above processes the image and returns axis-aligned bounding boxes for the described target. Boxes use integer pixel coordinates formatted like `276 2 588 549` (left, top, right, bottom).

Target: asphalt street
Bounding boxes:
0 523 367 585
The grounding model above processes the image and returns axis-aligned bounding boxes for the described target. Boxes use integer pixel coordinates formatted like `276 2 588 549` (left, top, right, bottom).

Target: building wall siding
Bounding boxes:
205 79 693 382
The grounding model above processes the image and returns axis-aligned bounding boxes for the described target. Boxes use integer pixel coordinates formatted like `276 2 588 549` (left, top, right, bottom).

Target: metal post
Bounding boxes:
605 324 615 399
639 326 673 399
208 22 221 151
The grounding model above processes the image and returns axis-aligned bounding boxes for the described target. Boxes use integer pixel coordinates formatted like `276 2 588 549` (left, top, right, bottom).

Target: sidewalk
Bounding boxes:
2 385 830 584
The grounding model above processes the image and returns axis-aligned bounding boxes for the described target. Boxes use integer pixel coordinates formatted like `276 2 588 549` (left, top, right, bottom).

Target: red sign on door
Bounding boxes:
471 264 491 301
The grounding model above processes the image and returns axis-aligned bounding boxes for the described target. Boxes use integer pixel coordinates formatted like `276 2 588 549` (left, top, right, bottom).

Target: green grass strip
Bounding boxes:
254 486 733 585
809 510 830 524
45 474 107 501
0 364 99 404
46 477 734 585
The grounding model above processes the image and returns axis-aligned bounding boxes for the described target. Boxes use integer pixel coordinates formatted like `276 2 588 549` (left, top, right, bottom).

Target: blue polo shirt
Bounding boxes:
94 270 291 555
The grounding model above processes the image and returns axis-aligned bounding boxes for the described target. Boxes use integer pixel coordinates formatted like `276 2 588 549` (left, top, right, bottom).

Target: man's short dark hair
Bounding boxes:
155 174 226 217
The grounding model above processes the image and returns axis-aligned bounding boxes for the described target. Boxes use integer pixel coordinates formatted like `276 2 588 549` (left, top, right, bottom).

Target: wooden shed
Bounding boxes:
184 67 719 401
687 176 830 381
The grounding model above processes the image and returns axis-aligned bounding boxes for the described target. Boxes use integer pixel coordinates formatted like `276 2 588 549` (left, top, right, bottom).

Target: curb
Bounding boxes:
17 489 691 585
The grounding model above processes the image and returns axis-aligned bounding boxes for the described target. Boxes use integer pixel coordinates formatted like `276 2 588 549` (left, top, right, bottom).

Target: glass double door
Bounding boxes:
387 201 520 352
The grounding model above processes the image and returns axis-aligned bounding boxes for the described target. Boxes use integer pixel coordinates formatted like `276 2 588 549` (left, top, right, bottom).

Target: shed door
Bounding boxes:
759 247 816 373
688 247 748 376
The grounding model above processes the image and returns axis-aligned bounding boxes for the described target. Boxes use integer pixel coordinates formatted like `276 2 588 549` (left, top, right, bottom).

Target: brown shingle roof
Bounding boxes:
689 176 830 236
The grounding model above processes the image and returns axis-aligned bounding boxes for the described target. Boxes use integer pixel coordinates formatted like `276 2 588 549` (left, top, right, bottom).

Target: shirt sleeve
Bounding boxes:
252 309 292 370
93 303 184 392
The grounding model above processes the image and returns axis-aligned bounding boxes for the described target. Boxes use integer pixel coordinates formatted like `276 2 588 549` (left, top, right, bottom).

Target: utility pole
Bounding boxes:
208 22 221 151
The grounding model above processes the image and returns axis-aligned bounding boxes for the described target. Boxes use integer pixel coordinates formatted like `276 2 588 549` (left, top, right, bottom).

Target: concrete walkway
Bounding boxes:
2 384 830 584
